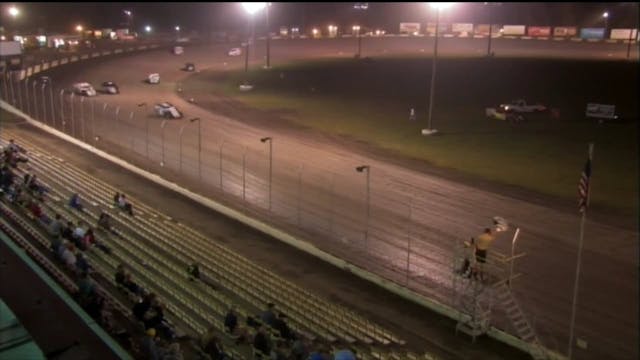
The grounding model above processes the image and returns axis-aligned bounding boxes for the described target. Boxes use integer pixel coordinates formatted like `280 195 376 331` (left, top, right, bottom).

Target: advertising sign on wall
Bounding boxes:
580 28 605 39
553 27 578 36
610 29 638 40
399 22 421 34
527 26 551 37
501 25 526 36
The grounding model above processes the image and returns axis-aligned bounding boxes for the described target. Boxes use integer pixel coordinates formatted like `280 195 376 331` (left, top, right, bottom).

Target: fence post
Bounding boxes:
405 198 413 286
297 165 303 227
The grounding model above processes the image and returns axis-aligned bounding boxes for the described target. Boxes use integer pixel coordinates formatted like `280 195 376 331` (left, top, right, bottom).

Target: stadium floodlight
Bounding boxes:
241 2 266 15
175 26 180 31
8 6 19 18
76 25 83 32
602 11 608 18
429 2 455 10
145 25 152 33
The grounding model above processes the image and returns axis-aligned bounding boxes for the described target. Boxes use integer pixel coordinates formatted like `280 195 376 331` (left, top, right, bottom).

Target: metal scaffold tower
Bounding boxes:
451 219 548 360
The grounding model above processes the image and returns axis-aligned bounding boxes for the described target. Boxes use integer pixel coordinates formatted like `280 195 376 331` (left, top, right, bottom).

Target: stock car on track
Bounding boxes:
72 82 97 97
154 102 183 119
101 81 120 94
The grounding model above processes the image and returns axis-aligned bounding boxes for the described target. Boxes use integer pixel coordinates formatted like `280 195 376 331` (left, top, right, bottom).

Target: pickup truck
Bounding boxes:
499 99 547 113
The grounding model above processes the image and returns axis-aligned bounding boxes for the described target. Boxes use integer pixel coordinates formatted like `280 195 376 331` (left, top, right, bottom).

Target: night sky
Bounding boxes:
2 2 638 35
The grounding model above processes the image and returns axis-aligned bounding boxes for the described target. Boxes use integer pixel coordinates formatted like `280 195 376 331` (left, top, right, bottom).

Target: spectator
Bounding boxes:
80 228 96 250
73 221 87 242
118 194 134 216
7 139 21 153
115 264 127 287
253 326 272 356
271 340 289 360
290 338 309 360
48 213 63 238
475 228 495 281
97 211 112 231
224 307 238 334
133 293 156 322
69 193 84 211
141 328 160 360
61 221 74 241
28 199 44 220
308 347 329 360
0 165 14 190
187 262 200 281
50 234 63 257
203 336 228 360
161 342 183 360
76 253 91 274
124 273 143 296
113 192 121 207
261 303 277 327
272 313 294 341
60 243 77 271
334 349 357 360
76 271 95 303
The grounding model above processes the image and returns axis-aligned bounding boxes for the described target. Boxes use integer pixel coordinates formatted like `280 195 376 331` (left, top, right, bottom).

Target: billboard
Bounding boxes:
586 103 616 120
452 23 473 33
399 22 421 34
527 26 551 37
501 25 526 36
580 28 605 39
610 28 638 40
426 22 449 35
553 27 577 37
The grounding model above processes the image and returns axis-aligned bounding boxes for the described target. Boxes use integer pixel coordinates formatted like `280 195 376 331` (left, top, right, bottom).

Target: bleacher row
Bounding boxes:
0 133 439 360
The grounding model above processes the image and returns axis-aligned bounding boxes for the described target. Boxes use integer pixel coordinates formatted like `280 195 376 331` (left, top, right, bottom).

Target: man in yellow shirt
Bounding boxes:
475 228 495 280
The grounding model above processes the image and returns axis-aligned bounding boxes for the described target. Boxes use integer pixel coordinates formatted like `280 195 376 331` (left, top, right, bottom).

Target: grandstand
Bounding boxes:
0 129 473 360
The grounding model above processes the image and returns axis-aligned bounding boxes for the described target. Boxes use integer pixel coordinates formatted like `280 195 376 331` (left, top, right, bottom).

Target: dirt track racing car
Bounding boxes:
101 81 120 94
228 47 242 56
485 107 524 123
154 102 183 119
72 82 97 97
147 73 160 84
184 63 196 72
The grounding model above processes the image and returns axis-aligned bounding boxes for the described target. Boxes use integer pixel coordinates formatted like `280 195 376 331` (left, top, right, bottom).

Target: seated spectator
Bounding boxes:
27 174 46 198
97 211 112 231
133 293 156 322
161 342 183 360
140 328 160 360
76 253 91 274
80 228 96 250
290 338 309 360
333 349 357 360
187 262 200 281
48 213 63 239
60 243 77 271
61 221 74 241
124 273 143 296
224 307 238 334
113 192 121 207
271 340 289 360
0 166 14 191
115 264 126 287
272 313 295 342
28 199 43 219
76 271 96 302
118 194 134 216
50 235 63 257
253 326 272 356
73 221 87 242
308 345 329 360
69 193 84 211
261 303 277 327
204 336 228 360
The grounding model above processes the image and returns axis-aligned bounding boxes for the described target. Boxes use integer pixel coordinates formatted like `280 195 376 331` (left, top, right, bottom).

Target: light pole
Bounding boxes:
160 119 168 166
422 2 454 136
602 11 609 38
355 165 370 253
137 103 148 158
265 3 271 69
352 25 362 58
260 136 273 211
241 3 267 83
124 10 133 31
40 82 47 124
484 2 501 57
59 90 65 131
79 96 85 141
32 80 38 120
175 25 180 40
193 118 202 180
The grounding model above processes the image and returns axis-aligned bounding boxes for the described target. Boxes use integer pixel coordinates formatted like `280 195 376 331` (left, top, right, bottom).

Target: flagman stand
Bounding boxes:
452 220 548 359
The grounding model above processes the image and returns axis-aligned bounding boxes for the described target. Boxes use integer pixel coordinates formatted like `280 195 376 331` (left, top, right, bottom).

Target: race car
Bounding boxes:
184 62 196 72
147 73 160 84
154 102 183 119
101 81 120 94
228 47 242 56
72 82 97 97
498 99 547 113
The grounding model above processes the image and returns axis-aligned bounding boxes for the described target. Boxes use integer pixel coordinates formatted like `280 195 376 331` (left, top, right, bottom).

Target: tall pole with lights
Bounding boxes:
355 165 370 253
265 3 271 69
423 3 454 136
241 3 267 80
602 11 609 39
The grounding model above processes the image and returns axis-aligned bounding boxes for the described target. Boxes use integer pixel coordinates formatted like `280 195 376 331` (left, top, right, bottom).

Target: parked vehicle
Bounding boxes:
72 82 97 97
101 81 119 94
498 99 547 113
154 102 182 119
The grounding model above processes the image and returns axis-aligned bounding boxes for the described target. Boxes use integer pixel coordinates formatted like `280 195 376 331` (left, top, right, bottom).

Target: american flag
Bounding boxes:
578 158 592 213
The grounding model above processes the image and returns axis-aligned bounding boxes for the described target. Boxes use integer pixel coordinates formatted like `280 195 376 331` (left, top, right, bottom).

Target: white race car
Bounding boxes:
228 47 242 56
72 82 97 96
154 102 183 119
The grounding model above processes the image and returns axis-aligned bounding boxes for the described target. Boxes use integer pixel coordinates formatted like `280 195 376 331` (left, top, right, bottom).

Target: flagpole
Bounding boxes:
567 142 594 359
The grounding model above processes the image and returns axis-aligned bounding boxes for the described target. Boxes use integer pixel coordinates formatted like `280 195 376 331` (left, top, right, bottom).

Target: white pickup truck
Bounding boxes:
499 99 547 113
